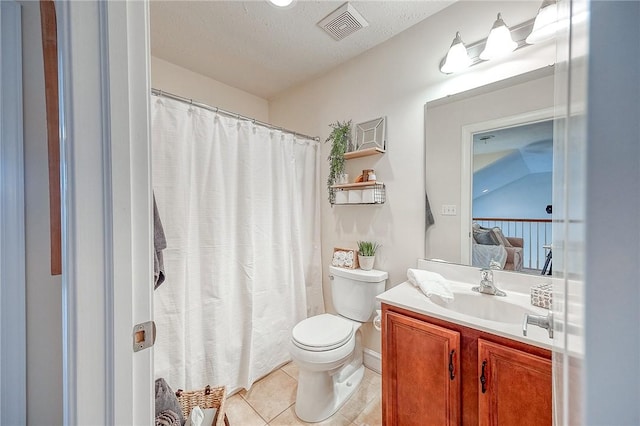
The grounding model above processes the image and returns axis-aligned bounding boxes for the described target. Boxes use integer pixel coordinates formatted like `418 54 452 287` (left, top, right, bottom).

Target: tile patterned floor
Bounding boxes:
225 362 382 426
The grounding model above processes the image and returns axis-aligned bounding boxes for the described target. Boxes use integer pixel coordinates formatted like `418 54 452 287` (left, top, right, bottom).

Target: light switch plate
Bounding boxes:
441 204 457 216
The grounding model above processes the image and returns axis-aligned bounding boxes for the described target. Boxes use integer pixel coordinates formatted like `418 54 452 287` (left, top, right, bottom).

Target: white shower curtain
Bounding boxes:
151 96 324 392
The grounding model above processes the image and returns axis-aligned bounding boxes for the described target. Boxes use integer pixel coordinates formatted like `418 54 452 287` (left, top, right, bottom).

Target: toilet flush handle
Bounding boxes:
373 310 382 331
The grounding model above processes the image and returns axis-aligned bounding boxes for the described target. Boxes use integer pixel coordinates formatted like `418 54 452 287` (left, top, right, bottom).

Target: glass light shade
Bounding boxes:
526 0 559 44
479 13 518 61
441 32 471 74
268 0 294 7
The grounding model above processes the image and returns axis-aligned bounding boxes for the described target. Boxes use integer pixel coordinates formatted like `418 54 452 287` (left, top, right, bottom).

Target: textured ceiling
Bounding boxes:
150 1 455 99
474 120 553 156
473 120 553 199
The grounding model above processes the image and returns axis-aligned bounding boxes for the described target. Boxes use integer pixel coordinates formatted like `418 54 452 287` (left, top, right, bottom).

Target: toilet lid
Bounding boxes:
292 314 354 352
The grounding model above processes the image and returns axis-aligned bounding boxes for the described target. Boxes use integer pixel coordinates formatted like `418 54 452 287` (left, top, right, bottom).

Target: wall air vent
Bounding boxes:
318 2 369 41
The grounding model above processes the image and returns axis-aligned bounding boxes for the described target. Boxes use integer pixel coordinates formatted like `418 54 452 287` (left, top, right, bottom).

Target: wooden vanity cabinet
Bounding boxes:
383 311 461 425
382 304 552 426
478 339 552 426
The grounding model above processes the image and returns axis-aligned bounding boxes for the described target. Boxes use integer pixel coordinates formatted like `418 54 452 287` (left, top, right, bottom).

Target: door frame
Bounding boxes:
0 1 27 424
57 1 153 424
460 106 556 264
50 0 640 424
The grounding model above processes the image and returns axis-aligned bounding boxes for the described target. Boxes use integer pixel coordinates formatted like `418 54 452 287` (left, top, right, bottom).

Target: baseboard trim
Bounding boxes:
363 348 382 374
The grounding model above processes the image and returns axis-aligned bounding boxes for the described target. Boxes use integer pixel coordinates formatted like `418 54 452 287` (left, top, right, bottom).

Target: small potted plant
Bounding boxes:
326 120 352 203
357 241 380 271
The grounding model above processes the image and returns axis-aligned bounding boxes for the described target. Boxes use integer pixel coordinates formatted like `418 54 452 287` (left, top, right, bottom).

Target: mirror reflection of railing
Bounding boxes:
473 217 552 272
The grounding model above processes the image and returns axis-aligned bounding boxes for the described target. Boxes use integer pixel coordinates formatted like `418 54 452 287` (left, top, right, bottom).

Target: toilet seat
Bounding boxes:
292 314 354 352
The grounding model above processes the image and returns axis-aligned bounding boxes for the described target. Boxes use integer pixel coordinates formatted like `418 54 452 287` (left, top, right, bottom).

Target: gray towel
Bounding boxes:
155 378 184 425
425 192 435 230
155 410 181 426
154 195 167 289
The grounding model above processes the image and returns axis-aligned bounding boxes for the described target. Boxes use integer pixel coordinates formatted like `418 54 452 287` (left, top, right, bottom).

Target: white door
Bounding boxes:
554 1 640 422
0 1 27 424
550 1 588 425
578 1 640 424
57 1 154 424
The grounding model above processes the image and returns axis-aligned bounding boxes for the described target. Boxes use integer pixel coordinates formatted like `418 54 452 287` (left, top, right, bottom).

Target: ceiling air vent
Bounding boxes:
318 2 369 41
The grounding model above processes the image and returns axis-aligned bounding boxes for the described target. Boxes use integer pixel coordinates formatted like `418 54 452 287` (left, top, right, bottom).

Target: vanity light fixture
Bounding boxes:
441 32 472 74
439 4 563 74
267 0 295 8
479 13 518 60
526 0 559 44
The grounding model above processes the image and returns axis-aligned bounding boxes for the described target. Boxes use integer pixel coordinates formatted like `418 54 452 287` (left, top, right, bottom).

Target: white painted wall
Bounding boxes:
151 56 269 122
21 2 63 424
268 1 554 352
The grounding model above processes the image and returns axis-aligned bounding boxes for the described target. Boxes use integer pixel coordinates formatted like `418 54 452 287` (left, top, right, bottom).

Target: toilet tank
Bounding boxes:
329 266 388 322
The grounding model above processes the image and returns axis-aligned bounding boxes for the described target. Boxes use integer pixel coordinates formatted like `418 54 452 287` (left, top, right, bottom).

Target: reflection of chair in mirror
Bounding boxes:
471 223 523 271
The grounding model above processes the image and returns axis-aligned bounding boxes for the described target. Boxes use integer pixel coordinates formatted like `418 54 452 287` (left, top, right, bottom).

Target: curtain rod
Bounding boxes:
151 88 320 142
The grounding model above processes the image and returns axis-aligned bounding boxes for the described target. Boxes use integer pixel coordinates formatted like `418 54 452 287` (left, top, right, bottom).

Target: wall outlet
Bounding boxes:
441 204 457 216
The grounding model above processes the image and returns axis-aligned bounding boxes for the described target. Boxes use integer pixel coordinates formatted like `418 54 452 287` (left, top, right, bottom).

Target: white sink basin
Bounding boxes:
428 288 538 324
376 266 554 349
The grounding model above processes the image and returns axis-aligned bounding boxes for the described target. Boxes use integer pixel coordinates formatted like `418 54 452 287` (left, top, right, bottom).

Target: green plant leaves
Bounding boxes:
326 120 352 203
357 240 380 256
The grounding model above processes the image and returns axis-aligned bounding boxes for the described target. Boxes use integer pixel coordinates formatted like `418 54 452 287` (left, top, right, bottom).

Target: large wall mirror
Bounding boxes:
424 66 556 276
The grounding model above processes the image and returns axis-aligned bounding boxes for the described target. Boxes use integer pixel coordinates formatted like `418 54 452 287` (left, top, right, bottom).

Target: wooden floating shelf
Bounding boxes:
343 147 385 160
332 203 385 206
331 181 384 189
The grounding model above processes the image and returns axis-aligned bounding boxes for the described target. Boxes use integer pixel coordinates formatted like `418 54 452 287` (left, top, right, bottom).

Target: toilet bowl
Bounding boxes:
289 266 388 423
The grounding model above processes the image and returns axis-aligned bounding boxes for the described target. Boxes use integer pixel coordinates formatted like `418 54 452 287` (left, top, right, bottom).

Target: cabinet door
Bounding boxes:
478 339 552 426
383 311 460 426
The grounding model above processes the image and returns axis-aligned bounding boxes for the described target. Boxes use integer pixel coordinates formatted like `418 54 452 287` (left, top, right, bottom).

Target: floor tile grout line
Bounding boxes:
264 401 295 425
238 372 297 424
233 365 380 426
232 393 271 425
280 368 298 381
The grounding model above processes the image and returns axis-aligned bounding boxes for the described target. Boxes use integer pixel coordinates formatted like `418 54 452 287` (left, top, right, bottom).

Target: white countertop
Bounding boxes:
377 280 553 350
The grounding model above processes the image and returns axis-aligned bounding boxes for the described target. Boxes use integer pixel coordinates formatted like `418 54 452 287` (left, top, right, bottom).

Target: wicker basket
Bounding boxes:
331 247 359 269
176 385 228 426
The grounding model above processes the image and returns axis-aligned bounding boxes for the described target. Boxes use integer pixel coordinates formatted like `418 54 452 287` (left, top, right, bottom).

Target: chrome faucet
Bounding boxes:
523 311 553 339
472 268 506 297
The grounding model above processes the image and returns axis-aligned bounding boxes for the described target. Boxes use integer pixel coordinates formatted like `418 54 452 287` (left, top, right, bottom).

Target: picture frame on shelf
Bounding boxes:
355 117 386 151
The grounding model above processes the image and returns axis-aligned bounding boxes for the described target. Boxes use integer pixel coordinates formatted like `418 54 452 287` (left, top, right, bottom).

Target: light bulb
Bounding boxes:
441 32 471 74
480 13 518 61
526 0 559 44
268 0 294 7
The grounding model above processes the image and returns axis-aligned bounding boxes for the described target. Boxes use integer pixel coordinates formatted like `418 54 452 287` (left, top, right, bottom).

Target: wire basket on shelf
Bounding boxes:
176 385 229 426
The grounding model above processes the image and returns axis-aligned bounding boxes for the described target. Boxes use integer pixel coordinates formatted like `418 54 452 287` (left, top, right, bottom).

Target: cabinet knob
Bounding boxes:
448 349 456 380
480 360 488 393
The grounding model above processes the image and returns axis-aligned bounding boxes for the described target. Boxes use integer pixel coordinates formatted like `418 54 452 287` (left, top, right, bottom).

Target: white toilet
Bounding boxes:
289 266 388 422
